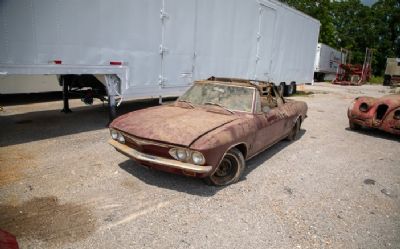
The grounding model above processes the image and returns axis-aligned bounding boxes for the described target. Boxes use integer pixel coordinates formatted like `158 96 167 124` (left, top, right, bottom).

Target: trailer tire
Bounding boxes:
289 82 296 95
383 75 391 86
278 82 285 97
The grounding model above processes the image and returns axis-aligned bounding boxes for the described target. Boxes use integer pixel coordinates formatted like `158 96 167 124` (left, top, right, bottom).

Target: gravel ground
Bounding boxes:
0 83 399 249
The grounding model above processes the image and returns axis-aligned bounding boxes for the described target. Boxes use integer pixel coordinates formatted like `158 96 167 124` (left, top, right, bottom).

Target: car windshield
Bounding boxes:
178 82 255 113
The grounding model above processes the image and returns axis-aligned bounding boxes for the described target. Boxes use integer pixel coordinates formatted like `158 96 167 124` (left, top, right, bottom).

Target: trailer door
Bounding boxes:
161 0 196 88
254 4 276 81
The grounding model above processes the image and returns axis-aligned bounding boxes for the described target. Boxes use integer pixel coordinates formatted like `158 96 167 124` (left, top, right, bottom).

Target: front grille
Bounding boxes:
121 133 172 159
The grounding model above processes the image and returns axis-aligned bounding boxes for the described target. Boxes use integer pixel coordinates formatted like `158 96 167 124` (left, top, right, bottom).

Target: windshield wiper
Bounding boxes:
204 102 234 114
177 100 195 108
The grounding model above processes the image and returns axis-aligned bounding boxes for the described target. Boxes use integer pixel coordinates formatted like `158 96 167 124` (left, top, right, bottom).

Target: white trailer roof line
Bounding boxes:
0 0 320 119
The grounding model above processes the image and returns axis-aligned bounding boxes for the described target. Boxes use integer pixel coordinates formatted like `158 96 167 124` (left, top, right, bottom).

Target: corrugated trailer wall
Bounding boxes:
0 0 320 96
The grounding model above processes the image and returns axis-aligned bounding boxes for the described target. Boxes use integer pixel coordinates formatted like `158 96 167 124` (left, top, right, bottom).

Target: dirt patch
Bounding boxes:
0 148 36 187
120 179 141 192
0 196 96 243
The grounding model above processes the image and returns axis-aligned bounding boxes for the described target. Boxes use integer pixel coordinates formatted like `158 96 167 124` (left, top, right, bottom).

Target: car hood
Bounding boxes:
111 105 239 147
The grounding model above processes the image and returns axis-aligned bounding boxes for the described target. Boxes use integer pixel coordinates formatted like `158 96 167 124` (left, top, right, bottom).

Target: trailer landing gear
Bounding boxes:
61 76 72 113
108 95 117 122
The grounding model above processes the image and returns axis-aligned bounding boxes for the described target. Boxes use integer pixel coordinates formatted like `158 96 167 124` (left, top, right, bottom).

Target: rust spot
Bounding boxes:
348 94 400 135
0 197 96 243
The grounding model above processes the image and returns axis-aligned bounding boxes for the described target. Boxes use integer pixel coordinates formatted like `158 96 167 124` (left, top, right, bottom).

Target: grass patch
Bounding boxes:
368 76 384 85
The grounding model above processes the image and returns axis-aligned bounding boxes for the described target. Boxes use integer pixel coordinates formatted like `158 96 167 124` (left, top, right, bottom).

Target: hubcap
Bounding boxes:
215 158 232 177
211 154 239 185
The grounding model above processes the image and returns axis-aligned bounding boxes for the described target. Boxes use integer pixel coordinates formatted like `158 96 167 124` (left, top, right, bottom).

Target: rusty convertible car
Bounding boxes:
109 77 307 185
348 94 400 135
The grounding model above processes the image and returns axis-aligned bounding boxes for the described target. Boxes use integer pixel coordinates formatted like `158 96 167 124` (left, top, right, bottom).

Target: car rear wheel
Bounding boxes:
205 148 245 186
349 121 361 130
286 119 301 141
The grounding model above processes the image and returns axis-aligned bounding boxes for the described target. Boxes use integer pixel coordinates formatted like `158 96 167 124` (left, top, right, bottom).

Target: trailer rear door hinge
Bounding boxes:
160 10 169 20
159 45 169 55
158 75 167 86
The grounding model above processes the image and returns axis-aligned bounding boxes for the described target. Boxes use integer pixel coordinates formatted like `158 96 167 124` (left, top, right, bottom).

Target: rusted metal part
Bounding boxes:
0 230 19 249
109 79 308 179
112 106 238 147
348 94 400 135
109 139 212 174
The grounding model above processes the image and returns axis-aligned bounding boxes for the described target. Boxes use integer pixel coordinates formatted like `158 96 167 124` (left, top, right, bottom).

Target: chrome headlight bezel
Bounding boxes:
191 151 206 165
110 129 125 144
117 133 125 144
169 148 205 165
110 129 119 140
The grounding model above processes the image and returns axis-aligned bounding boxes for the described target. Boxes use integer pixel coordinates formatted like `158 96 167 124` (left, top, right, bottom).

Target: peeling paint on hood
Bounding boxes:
111 105 239 147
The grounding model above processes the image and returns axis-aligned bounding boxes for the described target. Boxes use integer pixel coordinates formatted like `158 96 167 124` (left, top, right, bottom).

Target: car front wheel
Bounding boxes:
205 148 245 186
287 119 301 141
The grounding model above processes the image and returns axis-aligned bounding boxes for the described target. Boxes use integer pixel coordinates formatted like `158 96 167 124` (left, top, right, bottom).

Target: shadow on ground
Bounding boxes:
244 129 306 179
119 129 306 196
345 127 400 142
119 160 221 197
0 98 168 147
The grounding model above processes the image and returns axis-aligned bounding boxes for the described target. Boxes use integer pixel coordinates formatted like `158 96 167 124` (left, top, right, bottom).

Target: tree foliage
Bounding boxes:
280 0 400 75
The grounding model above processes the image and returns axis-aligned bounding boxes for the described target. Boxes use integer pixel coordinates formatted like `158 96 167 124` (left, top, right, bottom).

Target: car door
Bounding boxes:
252 107 286 154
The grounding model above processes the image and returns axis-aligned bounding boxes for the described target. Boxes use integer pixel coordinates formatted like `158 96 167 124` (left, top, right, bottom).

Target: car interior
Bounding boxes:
259 85 284 113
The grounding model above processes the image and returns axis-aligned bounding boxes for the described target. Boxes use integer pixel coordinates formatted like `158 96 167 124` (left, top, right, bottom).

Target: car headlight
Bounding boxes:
110 129 125 144
177 149 190 160
110 129 119 140
359 103 369 112
169 148 205 165
191 152 205 165
117 133 125 144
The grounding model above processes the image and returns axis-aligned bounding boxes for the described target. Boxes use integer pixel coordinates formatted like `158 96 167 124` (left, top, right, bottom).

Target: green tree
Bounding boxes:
282 0 400 75
281 0 336 47
370 0 400 75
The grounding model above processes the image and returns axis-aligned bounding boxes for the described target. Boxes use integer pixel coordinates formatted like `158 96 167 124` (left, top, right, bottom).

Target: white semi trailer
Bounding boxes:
0 0 320 120
313 43 345 82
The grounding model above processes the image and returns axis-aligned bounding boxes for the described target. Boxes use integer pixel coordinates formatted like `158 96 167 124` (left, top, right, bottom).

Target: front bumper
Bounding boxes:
109 139 213 174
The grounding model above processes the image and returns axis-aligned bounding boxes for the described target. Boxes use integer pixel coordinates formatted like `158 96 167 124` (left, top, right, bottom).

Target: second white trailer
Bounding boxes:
314 43 344 82
0 0 320 119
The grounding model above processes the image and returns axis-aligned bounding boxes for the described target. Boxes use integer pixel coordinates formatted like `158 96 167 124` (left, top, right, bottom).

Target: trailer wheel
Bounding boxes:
383 75 391 86
278 82 285 97
204 148 245 186
286 82 296 95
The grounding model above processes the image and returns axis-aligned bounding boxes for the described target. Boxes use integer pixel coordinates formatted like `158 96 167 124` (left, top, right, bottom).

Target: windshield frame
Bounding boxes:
177 82 257 114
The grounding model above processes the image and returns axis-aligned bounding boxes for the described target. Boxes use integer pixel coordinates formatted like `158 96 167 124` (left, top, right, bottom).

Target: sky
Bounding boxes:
361 0 377 6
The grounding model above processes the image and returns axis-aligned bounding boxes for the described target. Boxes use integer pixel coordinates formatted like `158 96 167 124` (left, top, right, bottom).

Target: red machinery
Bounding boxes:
333 48 373 86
